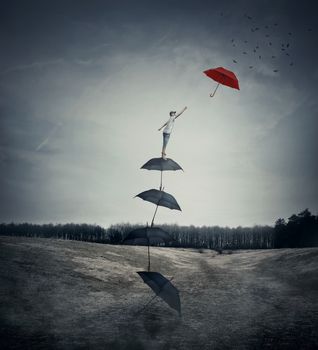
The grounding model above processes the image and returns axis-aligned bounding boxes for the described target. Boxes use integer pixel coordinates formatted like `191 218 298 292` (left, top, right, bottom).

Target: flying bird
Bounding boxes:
247 16 252 20
259 55 261 59
286 43 290 48
269 42 272 46
253 49 256 53
242 51 247 54
285 52 290 56
265 25 269 29
233 59 238 63
288 32 292 35
244 40 248 43
265 34 270 37
249 66 253 69
273 70 278 72
290 62 294 66
272 55 276 58
274 23 278 26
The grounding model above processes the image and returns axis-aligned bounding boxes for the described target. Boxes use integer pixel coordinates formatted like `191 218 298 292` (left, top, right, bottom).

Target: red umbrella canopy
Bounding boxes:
204 67 240 90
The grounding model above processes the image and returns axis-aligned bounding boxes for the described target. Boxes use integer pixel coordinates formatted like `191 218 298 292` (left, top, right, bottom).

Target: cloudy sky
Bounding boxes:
0 0 317 228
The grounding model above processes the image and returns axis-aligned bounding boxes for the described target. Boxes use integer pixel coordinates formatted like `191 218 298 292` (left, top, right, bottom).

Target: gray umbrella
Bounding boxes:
141 158 183 190
136 189 181 229
123 227 173 246
137 271 181 316
136 189 181 211
123 227 174 271
141 158 183 171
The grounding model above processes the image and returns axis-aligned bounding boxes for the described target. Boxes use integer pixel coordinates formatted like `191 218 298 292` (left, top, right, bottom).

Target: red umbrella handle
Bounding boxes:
210 83 220 98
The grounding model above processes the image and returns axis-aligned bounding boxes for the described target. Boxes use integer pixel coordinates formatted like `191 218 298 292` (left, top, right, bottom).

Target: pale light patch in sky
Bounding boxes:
23 46 303 227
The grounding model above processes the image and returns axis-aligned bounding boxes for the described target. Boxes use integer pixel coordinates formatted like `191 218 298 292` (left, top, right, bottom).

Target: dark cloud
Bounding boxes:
256 102 318 179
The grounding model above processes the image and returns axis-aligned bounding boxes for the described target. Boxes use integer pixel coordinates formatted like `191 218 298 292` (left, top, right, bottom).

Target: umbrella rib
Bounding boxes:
134 292 159 316
134 276 175 316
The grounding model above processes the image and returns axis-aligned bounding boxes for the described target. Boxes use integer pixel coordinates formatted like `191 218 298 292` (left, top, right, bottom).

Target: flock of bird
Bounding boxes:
220 12 314 73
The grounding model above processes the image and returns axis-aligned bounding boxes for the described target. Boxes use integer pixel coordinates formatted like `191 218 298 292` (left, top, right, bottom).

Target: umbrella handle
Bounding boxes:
210 83 220 98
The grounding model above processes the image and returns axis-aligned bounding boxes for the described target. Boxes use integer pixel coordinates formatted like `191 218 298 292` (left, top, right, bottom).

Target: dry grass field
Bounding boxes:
0 236 317 349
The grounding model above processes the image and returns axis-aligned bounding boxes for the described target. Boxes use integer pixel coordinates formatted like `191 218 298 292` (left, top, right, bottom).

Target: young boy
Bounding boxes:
158 107 187 158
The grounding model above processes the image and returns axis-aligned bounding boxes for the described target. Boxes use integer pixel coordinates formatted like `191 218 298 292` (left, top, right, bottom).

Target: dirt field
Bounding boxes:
0 236 317 349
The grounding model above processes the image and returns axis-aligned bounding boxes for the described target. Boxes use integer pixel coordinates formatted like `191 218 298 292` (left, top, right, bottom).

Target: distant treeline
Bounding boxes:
0 222 273 249
0 209 317 249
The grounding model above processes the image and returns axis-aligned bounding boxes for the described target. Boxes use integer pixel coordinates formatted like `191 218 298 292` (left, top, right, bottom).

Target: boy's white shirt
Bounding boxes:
163 115 176 134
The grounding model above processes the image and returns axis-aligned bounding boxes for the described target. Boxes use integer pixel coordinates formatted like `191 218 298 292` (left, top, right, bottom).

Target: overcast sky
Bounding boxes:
0 0 317 228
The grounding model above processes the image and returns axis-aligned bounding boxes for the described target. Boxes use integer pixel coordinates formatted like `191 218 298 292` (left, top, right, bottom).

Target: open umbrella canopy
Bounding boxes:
204 67 239 97
123 227 174 246
137 271 181 316
204 67 240 89
141 158 183 171
136 189 181 211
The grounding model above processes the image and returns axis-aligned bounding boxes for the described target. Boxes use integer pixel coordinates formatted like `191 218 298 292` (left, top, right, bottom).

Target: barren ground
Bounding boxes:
0 236 317 349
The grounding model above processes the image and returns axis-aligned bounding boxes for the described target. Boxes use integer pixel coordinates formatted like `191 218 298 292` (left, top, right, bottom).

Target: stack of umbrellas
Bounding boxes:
122 66 239 316
123 157 183 316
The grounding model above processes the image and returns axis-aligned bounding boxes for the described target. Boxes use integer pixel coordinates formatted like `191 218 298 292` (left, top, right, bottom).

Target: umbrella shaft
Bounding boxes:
151 204 159 227
210 83 220 97
160 171 163 190
147 243 150 271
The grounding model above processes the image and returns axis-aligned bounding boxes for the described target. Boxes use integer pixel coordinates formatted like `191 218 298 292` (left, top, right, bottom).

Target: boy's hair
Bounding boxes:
170 111 176 116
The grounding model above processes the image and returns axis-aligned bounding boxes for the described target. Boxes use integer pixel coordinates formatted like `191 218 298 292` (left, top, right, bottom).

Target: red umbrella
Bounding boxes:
203 67 240 97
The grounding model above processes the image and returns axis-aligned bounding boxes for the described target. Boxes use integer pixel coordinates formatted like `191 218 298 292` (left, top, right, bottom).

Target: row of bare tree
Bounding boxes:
0 209 316 249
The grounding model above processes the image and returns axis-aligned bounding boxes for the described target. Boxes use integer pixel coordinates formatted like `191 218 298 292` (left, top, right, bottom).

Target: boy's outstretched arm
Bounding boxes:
175 106 187 119
158 121 168 131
